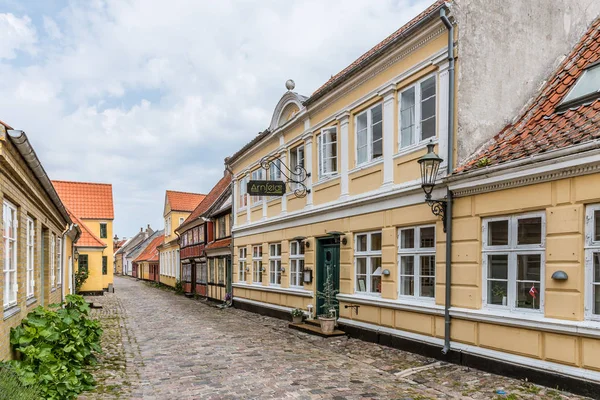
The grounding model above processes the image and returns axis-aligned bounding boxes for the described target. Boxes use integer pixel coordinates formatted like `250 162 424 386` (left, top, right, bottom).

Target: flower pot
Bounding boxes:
318 316 336 334
292 316 303 324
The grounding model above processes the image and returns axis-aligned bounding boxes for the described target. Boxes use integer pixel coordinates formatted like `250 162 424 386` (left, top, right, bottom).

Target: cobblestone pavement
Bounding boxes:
81 276 589 399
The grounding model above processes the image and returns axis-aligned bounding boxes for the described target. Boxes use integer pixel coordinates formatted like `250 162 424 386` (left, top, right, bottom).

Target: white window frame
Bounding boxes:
289 240 305 288
398 73 437 151
251 169 264 205
585 204 600 321
238 247 247 282
165 218 170 236
289 144 305 191
397 225 436 300
354 231 382 295
26 217 35 298
57 237 62 286
3 200 18 308
355 102 383 166
252 245 263 284
481 212 546 314
50 234 56 288
317 126 338 179
239 175 248 209
269 243 281 286
179 217 184 227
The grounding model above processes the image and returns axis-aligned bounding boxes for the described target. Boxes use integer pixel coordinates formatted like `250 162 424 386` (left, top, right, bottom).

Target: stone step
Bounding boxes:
288 322 346 338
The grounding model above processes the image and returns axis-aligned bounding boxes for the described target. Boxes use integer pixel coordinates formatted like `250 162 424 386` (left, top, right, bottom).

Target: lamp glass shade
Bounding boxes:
417 142 443 197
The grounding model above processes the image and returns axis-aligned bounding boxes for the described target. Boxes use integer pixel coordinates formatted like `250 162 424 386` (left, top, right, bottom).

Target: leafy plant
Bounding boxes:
316 265 338 318
74 269 89 294
9 294 103 400
477 157 491 168
175 280 184 294
291 308 304 318
0 364 41 400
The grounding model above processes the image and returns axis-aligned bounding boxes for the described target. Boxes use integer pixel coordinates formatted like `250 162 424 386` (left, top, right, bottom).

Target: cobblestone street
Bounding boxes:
81 277 589 399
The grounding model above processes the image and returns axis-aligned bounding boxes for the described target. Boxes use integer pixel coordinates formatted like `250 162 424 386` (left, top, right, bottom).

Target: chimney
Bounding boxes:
140 227 143 232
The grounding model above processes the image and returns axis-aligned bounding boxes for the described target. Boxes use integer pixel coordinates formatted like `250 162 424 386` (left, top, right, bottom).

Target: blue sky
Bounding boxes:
0 0 432 238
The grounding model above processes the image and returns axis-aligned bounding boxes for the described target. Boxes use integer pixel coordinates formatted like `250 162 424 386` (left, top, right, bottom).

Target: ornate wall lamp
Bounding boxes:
417 142 448 232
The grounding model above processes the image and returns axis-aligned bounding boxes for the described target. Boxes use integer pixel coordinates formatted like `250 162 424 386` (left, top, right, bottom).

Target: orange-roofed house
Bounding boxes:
157 190 205 288
132 234 164 283
53 180 115 295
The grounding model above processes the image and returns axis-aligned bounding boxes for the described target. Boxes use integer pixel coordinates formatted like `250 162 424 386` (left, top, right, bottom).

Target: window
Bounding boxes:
251 169 264 204
252 245 263 284
269 158 282 181
100 223 107 239
355 103 383 165
355 232 382 294
3 201 18 308
209 258 215 283
198 261 207 284
50 234 56 288
57 237 62 286
482 213 545 311
239 175 248 208
290 240 305 287
179 217 184 227
183 264 191 282
399 75 436 149
217 215 226 239
217 258 225 285
561 63 600 106
198 226 205 243
398 226 436 299
102 256 108 275
586 205 600 320
269 243 281 285
317 127 337 178
239 247 247 282
79 254 89 273
289 144 305 190
165 218 170 236
26 217 35 298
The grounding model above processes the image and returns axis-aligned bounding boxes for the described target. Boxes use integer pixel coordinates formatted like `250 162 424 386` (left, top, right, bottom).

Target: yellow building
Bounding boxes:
0 121 79 360
226 2 600 395
53 180 115 295
158 190 205 287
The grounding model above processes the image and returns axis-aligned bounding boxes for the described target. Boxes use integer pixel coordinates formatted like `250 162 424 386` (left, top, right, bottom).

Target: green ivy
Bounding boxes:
9 294 103 400
74 269 89 294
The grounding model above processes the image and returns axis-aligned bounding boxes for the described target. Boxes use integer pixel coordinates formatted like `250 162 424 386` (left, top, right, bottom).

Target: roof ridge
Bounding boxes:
166 189 206 196
52 180 113 187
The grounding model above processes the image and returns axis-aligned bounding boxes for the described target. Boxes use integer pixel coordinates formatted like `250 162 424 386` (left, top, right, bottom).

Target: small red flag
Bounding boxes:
529 285 538 299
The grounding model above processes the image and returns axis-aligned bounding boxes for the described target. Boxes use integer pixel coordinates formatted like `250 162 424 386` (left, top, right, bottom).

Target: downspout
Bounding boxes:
440 7 454 355
225 160 234 303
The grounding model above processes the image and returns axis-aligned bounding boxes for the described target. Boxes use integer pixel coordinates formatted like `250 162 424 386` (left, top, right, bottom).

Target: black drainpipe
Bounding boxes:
440 7 454 355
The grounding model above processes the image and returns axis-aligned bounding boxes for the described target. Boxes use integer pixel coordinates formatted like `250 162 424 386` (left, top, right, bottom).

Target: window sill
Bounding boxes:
337 293 444 315
233 282 313 297
313 174 340 189
250 203 263 210
26 297 37 307
3 305 21 321
349 158 384 174
394 138 438 160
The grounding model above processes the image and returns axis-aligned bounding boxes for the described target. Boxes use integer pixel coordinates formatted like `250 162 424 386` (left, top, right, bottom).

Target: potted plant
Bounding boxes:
291 308 304 324
492 284 507 306
316 265 339 334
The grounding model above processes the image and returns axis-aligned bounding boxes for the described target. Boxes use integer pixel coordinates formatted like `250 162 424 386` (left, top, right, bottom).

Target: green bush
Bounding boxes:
10 294 102 400
0 365 41 400
74 269 89 294
175 279 184 294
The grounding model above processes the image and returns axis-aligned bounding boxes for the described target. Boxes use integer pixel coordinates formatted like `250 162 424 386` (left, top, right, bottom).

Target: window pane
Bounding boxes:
420 277 435 298
400 229 414 249
517 254 541 281
356 235 367 252
595 210 600 242
400 256 414 275
518 217 542 245
356 258 367 275
371 105 383 159
562 64 600 103
421 115 436 140
371 257 381 293
517 282 540 310
421 76 436 99
488 220 509 246
488 254 508 279
488 281 508 306
420 227 435 248
371 233 382 251
372 136 382 159
400 87 415 148
357 146 368 165
594 253 600 283
420 77 436 141
594 285 600 315
420 255 435 277
290 242 297 255
371 104 382 124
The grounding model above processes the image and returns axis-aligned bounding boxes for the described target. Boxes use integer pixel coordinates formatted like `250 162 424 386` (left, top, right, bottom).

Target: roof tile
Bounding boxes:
166 190 206 212
179 174 231 231
133 235 164 263
52 180 114 219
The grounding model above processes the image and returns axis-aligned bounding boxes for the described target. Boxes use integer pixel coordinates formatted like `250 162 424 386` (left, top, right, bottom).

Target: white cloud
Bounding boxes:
0 0 434 234
0 13 37 59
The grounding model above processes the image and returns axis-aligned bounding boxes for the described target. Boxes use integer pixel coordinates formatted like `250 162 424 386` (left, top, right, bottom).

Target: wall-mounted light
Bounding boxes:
74 249 79 261
417 141 447 232
326 231 347 245
305 240 310 248
551 270 568 281
280 266 286 273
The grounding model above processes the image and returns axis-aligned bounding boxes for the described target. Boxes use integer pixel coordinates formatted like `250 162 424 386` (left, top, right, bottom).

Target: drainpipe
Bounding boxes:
224 160 234 302
440 7 454 355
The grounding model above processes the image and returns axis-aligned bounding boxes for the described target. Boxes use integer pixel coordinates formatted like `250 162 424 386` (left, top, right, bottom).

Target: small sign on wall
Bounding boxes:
247 180 286 197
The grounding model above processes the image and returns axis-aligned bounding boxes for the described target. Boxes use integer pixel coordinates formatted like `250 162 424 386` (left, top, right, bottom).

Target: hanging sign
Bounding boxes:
247 180 286 196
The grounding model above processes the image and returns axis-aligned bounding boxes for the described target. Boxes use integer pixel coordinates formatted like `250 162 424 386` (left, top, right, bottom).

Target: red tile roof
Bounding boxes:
459 17 600 173
179 174 231 231
52 180 114 219
133 235 164 263
68 210 106 248
305 0 445 105
166 190 206 212
206 238 231 250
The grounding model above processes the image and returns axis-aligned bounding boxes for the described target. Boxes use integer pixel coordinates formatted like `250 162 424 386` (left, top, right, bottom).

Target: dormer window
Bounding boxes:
560 63 600 108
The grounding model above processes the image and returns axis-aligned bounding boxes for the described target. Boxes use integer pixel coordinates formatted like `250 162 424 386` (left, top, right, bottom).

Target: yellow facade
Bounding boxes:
82 218 114 290
76 248 106 293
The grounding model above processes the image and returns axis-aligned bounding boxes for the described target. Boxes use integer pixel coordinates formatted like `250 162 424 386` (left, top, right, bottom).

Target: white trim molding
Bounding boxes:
232 282 313 298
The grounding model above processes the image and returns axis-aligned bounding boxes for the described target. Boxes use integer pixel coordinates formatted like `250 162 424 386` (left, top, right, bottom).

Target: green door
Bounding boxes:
316 240 340 317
